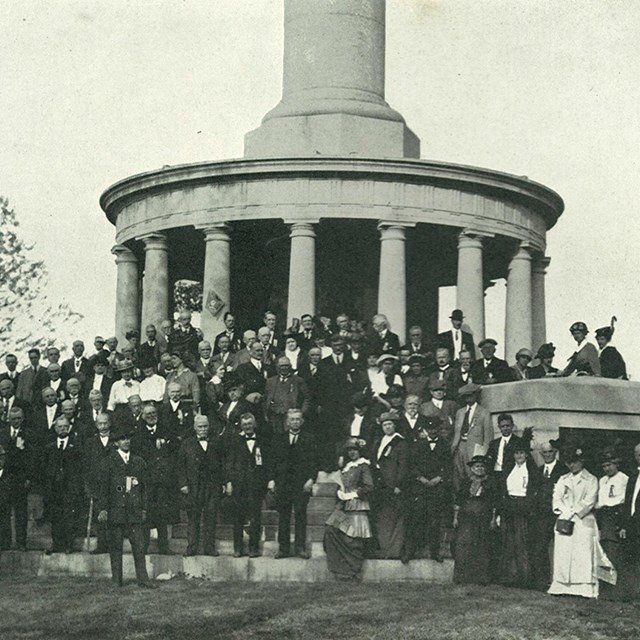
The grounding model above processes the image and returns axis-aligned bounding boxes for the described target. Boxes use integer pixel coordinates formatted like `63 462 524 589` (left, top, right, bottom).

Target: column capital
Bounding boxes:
457 228 493 250
200 224 231 242
287 221 317 238
111 244 137 264
138 233 168 251
532 255 551 274
510 241 534 262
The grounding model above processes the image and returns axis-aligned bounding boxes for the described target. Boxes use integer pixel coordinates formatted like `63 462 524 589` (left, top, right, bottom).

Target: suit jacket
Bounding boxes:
215 399 255 441
15 366 49 406
427 368 456 399
97 451 148 524
159 400 195 441
533 460 564 516
139 341 162 367
264 374 310 423
210 351 236 374
83 434 114 496
316 353 355 416
131 423 178 489
0 371 20 389
470 357 513 384
214 330 243 354
449 366 476 399
409 437 451 503
0 423 35 486
372 434 409 491
42 438 84 500
226 434 269 496
487 434 525 476
370 331 401 356
419 399 458 435
61 356 91 384
236 361 269 397
451 403 494 458
437 329 475 360
270 430 318 496
177 436 224 502
397 414 430 442
622 472 640 546
194 358 217 383
32 404 61 447
83 375 113 408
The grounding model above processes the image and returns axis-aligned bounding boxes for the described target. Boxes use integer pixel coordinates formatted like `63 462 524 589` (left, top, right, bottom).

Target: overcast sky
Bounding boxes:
2 0 639 373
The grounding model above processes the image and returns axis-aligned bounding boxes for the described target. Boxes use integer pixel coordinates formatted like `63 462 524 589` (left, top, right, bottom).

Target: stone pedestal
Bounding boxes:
286 222 316 325
201 225 231 341
532 255 550 352
456 231 486 343
378 223 410 341
505 243 533 362
140 233 169 332
111 244 139 343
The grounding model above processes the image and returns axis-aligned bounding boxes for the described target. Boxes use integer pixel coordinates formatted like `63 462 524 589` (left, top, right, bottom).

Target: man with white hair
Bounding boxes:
233 329 257 369
370 314 400 356
61 340 90 384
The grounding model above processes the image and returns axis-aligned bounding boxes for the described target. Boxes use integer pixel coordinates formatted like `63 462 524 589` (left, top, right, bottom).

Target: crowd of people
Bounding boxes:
0 306 635 595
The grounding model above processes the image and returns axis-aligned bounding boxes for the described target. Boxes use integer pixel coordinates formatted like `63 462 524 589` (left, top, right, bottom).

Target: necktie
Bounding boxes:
544 467 550 478
461 408 470 439
11 429 17 441
291 433 298 446
455 330 459 341
58 439 66 450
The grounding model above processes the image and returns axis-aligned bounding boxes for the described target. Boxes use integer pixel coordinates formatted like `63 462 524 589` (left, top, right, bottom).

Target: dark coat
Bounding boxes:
622 472 640 550
158 400 194 441
498 458 540 515
600 345 628 380
83 434 114 497
42 439 84 501
270 430 318 498
470 357 513 384
370 331 401 357
97 451 148 525
139 341 162 367
372 434 409 491
528 364 559 379
409 436 451 504
437 329 475 360
235 361 268 397
226 434 269 497
316 353 354 417
83 375 113 407
532 460 564 516
177 436 224 506
60 357 91 384
397 414 431 442
487 435 525 476
264 374 310 424
0 423 36 486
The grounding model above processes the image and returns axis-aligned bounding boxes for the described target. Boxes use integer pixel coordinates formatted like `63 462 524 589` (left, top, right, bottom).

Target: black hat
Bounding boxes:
569 321 588 334
408 354 425 366
562 445 585 463
110 422 136 441
450 309 464 321
223 372 244 392
351 391 369 410
595 316 616 342
343 438 363 452
478 338 498 348
601 447 621 465
381 384 405 399
93 354 109 367
467 454 490 467
536 343 556 360
512 440 531 454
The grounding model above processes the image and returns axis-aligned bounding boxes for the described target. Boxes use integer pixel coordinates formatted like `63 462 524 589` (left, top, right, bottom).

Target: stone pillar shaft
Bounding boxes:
456 231 486 342
532 256 550 351
112 244 139 344
140 233 169 332
287 222 316 325
505 243 533 362
201 225 231 341
378 223 408 342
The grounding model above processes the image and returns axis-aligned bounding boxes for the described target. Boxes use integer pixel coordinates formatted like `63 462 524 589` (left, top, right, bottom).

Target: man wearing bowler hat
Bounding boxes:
97 421 156 588
470 338 512 384
437 310 475 362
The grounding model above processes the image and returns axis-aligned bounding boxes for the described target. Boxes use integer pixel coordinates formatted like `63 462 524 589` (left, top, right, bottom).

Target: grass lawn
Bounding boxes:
0 576 638 640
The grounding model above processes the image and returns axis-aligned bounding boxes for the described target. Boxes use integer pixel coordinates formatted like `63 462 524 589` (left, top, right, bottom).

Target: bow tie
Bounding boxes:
147 428 156 434
125 382 133 387
198 437 207 441
58 435 69 441
245 435 256 441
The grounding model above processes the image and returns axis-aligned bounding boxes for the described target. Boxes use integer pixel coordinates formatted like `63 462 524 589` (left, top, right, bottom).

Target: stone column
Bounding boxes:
140 233 169 332
505 243 533 362
111 244 139 344
286 221 316 325
200 225 231 340
456 230 487 343
378 223 411 342
531 255 550 351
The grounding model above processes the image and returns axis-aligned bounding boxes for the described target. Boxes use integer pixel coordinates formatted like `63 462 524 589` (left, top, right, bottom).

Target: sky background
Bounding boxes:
2 0 639 374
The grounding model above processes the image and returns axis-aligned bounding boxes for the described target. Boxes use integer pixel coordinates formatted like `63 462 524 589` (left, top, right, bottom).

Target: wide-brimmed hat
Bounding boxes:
115 359 134 373
516 348 534 360
376 354 398 366
378 411 399 424
595 317 616 342
467 454 490 467
569 321 588 334
457 382 481 396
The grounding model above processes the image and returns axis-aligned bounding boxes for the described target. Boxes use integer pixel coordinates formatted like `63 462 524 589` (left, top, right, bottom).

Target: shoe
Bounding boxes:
400 553 411 565
233 550 245 558
297 550 310 560
274 551 289 559
248 550 261 558
138 581 159 589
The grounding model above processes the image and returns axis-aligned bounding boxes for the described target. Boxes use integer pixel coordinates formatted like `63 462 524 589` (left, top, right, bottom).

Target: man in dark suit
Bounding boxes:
84 356 112 408
264 357 310 434
470 338 513 384
0 407 34 550
342 391 376 456
43 415 84 554
487 413 523 480
214 312 243 353
83 412 113 554
370 314 401 356
531 440 564 590
427 348 457 398
402 416 451 563
419 379 457 441
159 382 195 443
210 334 236 373
270 409 318 559
131 404 179 555
236 342 269 398
0 378 29 426
177 414 224 556
0 353 20 388
297 314 323 352
226 412 269 557
15 348 49 407
297 347 323 431
139 324 162 368
215 377 254 443
407 325 430 356
60 340 91 385
96 422 156 588
619 444 640 582
437 309 475 361
397 395 430 442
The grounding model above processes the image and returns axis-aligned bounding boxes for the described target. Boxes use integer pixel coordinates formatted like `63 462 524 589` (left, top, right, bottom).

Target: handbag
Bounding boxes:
555 518 575 536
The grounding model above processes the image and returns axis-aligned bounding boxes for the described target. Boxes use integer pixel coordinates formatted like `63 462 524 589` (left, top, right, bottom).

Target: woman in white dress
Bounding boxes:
548 446 616 598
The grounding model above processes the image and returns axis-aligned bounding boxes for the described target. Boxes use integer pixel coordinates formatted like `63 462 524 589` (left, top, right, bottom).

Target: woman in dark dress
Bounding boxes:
453 454 497 585
528 343 559 379
595 318 627 379
324 439 374 581
497 442 539 588
371 412 409 559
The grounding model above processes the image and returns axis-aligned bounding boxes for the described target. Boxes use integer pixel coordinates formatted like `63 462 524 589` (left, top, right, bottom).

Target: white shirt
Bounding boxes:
92 373 104 391
107 379 141 411
432 398 443 410
506 462 529 497
245 438 256 454
494 435 512 472
226 400 238 418
288 431 300 445
118 450 130 464
140 374 166 402
377 434 396 461
50 379 61 392
99 435 109 447
452 329 462 359
405 414 418 430
286 348 300 371
46 405 57 428
170 400 181 412
543 460 557 478
251 358 262 372
350 414 363 437
57 437 68 450
632 471 640 516
598 471 628 507
199 439 208 451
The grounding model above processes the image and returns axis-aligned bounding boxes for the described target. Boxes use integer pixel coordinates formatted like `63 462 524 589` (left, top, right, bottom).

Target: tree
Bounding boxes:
0 197 83 360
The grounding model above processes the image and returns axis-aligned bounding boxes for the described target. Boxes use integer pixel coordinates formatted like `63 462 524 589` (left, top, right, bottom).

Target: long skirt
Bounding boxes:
324 526 366 578
453 498 492 585
374 496 405 559
498 496 532 587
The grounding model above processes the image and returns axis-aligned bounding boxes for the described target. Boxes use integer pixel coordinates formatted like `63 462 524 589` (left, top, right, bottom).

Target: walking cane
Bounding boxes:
84 497 94 553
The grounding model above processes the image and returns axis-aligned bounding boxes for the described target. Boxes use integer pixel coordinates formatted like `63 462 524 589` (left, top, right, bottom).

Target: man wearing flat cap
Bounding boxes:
470 339 512 384
97 421 156 588
437 310 475 362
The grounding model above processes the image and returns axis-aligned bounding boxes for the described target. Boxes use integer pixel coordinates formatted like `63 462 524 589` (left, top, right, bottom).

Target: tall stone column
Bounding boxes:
531 255 550 351
140 233 169 332
505 243 533 362
286 221 316 325
378 223 411 342
456 230 487 343
111 244 139 344
200 225 231 341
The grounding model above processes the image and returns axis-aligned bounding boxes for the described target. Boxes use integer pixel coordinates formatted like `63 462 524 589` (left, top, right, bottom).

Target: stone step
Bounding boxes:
0 550 453 583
